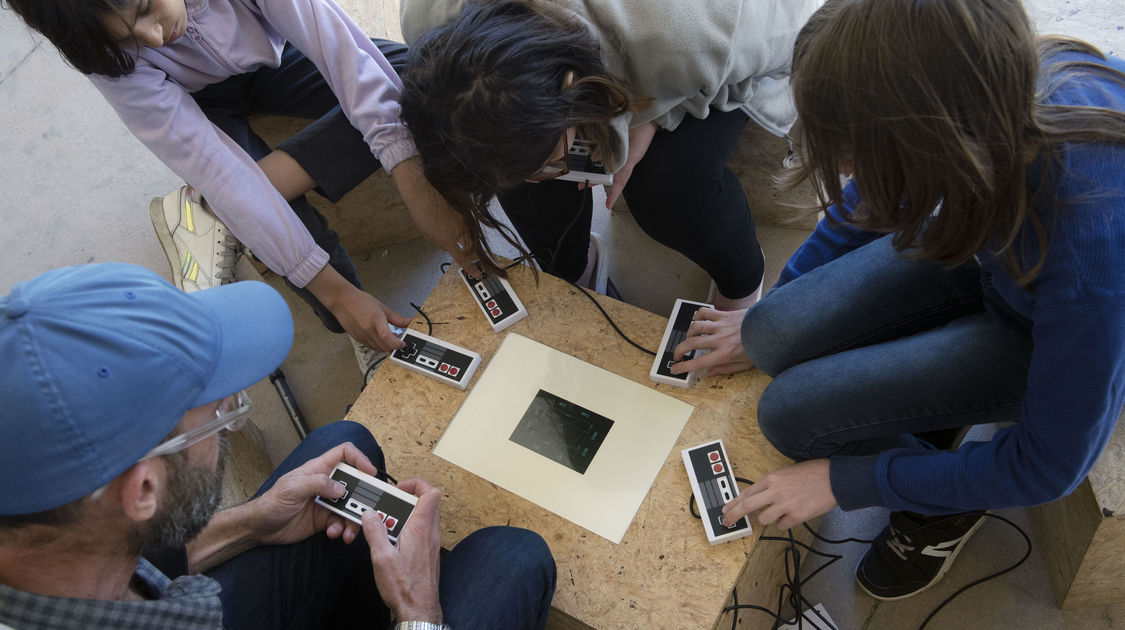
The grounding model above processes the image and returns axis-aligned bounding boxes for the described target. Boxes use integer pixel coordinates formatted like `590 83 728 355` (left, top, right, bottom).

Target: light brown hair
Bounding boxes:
789 0 1125 285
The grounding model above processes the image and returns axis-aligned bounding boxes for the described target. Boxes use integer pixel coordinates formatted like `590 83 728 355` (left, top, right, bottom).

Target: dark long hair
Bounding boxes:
5 0 139 77
789 0 1125 285
400 0 639 276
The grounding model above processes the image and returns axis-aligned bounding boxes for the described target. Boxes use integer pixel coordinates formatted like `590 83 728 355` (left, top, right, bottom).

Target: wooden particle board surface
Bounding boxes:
346 264 795 629
1030 409 1125 609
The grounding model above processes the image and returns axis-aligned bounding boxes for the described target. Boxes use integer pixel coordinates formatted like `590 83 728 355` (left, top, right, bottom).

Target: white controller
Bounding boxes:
459 264 528 332
650 299 711 388
389 329 481 390
682 439 752 545
314 463 417 543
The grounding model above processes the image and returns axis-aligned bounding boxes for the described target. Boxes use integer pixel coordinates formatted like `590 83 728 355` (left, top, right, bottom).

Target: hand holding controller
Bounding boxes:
314 463 417 543
651 299 712 388
362 477 445 625
682 439 753 545
389 329 481 389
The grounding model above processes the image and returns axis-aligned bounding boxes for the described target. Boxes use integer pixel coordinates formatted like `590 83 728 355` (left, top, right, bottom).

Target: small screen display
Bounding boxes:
509 389 613 474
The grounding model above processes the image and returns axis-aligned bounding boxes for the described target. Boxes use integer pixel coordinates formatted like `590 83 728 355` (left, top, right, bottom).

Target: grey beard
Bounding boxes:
130 434 230 553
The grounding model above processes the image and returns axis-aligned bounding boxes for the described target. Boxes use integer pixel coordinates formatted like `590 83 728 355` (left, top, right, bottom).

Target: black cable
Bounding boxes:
569 282 656 356
362 355 387 385
545 199 591 277
729 584 738 630
916 512 1032 630
410 302 433 335
434 253 655 357
801 522 874 546
503 253 539 270
439 253 534 279
703 476 1032 630
721 601 789 625
789 530 803 629
359 302 430 385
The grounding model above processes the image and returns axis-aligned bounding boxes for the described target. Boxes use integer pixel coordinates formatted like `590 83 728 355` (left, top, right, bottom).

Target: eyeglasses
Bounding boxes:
526 131 571 182
142 391 252 460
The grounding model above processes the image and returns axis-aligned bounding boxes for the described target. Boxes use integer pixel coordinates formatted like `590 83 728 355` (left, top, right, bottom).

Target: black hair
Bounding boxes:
5 0 139 77
400 0 638 276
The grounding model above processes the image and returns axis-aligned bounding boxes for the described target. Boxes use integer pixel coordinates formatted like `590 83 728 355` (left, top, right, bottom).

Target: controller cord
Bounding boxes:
437 257 657 356
361 303 434 385
688 481 1032 630
569 282 656 356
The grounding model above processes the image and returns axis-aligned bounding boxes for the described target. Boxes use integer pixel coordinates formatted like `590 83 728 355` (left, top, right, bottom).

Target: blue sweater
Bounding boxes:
776 52 1125 514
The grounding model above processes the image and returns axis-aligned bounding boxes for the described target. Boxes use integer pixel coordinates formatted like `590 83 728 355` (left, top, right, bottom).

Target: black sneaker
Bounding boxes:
856 510 986 600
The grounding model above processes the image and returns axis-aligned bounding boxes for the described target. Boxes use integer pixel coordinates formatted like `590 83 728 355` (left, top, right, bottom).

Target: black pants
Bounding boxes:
497 107 765 298
190 40 408 333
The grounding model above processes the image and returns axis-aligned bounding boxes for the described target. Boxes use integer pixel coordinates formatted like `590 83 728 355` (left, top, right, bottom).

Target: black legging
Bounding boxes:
497 107 765 299
190 40 408 333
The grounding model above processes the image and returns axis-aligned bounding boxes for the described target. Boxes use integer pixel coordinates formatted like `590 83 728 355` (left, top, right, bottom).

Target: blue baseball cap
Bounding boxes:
0 263 294 515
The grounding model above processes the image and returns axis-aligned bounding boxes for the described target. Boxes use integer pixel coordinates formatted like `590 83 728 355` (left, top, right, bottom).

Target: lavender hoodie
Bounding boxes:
90 0 417 287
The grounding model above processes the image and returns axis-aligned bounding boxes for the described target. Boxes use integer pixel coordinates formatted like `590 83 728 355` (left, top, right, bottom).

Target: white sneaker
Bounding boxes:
150 186 243 293
350 336 388 384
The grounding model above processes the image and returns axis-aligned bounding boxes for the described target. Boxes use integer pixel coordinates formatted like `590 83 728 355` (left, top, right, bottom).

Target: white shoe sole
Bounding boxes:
150 191 187 292
588 232 610 295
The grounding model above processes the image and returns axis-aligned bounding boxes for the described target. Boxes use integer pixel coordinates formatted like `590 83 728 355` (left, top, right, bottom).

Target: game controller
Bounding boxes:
682 439 752 545
650 299 712 388
555 136 613 187
314 463 417 543
459 264 528 332
389 329 481 389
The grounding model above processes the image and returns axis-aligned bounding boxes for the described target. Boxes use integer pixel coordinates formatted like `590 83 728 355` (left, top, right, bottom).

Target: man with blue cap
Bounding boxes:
0 263 555 630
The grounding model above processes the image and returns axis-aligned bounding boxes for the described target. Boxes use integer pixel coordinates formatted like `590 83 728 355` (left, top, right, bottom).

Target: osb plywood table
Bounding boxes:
345 264 806 629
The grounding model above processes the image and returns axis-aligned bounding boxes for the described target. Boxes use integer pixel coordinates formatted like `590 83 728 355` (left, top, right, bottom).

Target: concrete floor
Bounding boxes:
2 1 1124 629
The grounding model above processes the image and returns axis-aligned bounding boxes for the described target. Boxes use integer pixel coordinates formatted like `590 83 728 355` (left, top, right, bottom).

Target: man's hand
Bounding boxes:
305 265 411 352
604 122 657 209
392 156 478 274
362 478 444 624
669 307 754 375
247 442 382 547
722 460 837 531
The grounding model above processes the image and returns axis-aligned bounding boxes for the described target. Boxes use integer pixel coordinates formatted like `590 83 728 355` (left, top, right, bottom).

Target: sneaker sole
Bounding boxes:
149 194 186 292
856 514 987 602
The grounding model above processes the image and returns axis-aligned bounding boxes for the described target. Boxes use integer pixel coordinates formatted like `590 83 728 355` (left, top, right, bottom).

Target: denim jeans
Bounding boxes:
742 236 1034 460
190 41 408 333
207 421 556 630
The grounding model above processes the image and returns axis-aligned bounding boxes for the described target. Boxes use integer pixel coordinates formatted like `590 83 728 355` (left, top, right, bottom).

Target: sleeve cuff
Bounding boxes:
829 455 884 511
378 134 420 174
605 113 632 172
285 247 332 288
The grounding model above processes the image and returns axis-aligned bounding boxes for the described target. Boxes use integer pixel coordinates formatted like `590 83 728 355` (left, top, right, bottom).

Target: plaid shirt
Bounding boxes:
0 559 223 629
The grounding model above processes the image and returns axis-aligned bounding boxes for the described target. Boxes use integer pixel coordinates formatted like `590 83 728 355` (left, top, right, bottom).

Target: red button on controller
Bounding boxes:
490 308 502 317
448 366 460 377
708 450 720 463
486 300 497 309
439 363 450 373
384 516 397 529
712 462 725 474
